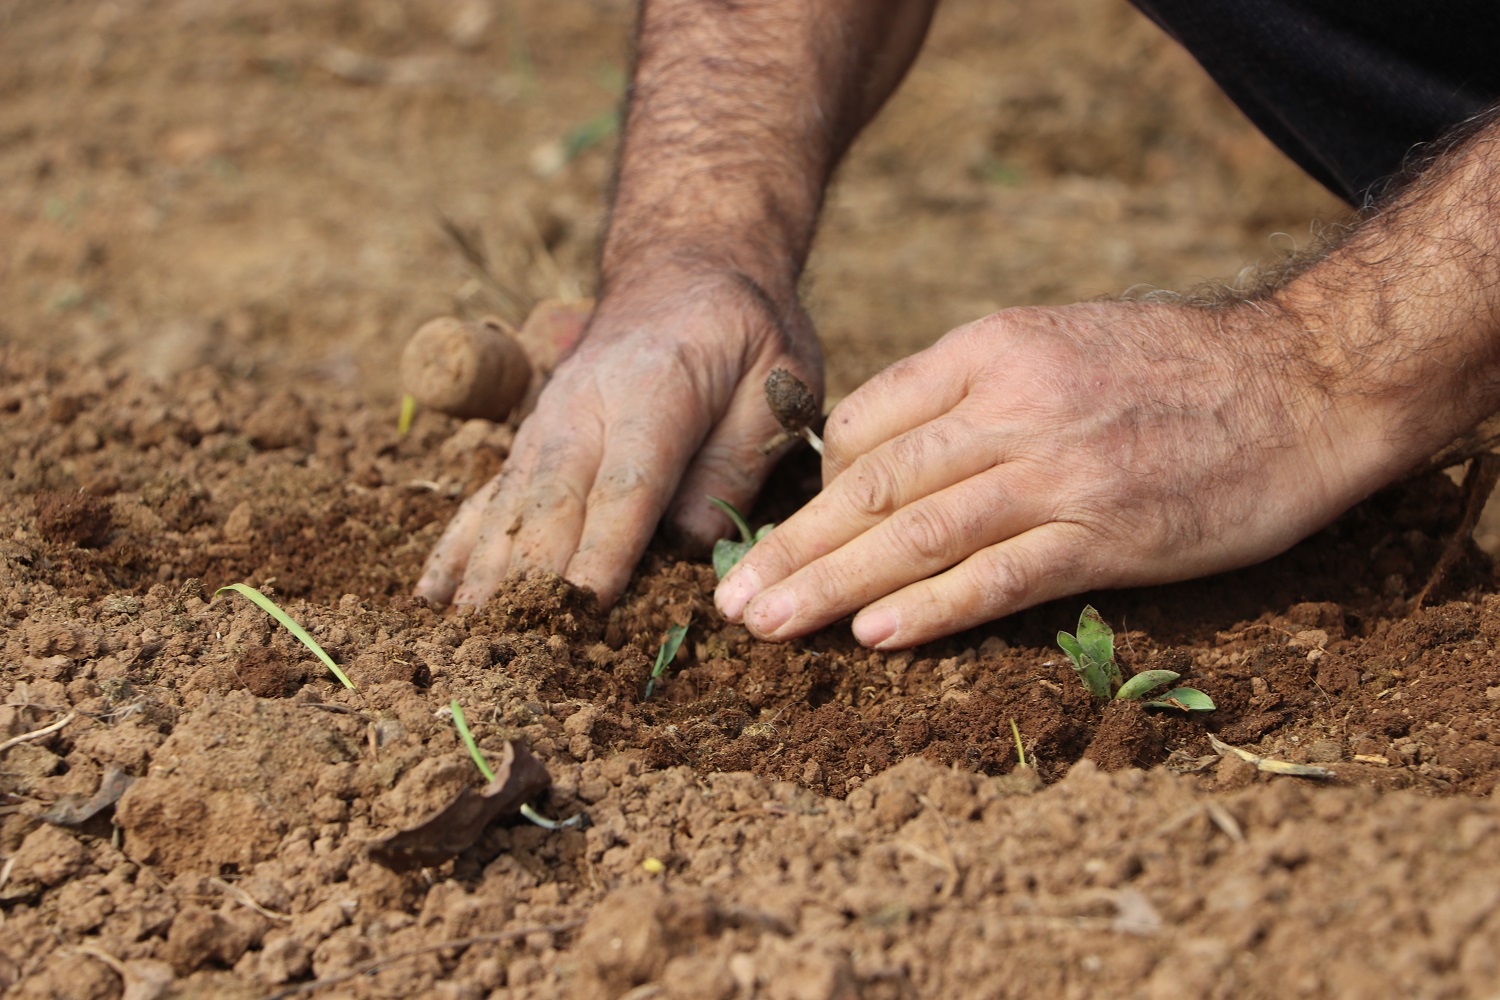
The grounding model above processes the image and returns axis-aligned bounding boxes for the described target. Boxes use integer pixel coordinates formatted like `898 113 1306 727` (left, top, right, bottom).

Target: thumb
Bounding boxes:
664 376 798 548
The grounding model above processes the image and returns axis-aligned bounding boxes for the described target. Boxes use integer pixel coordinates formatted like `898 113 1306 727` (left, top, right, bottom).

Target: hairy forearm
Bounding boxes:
600 0 937 306
1269 105 1500 476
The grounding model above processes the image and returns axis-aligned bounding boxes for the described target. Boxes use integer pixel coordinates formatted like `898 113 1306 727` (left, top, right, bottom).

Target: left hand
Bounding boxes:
714 299 1407 648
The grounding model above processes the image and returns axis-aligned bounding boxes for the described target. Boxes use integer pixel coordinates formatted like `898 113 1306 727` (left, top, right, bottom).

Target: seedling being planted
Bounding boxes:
642 619 691 701
451 699 582 830
214 583 357 690
761 368 824 455
707 496 773 578
1056 605 1214 711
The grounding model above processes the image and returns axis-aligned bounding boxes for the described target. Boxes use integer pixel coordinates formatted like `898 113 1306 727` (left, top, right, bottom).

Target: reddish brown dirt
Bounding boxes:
4 2 1500 999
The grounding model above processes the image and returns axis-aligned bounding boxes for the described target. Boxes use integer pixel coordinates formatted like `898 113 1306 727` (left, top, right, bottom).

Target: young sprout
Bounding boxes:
397 393 418 436
706 497 774 578
214 583 356 690
1056 605 1214 711
450 699 582 830
1009 718 1029 768
761 368 824 455
643 619 691 700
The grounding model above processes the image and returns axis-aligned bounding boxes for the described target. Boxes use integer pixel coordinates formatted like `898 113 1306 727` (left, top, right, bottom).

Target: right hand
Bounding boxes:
415 268 821 610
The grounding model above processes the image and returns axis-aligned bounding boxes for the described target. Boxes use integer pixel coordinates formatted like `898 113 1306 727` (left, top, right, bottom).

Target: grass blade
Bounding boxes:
398 393 417 436
450 699 496 781
215 583 356 690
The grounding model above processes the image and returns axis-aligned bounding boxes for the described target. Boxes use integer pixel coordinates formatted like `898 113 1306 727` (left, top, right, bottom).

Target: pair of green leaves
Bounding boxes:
1057 606 1214 711
708 496 773 579
643 620 690 701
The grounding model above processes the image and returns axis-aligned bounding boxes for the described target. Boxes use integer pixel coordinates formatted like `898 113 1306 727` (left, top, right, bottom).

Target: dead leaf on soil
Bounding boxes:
1207 733 1334 779
40 766 135 826
368 740 551 872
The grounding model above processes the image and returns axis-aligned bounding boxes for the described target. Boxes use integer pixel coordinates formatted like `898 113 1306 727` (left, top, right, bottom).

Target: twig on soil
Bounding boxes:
0 712 76 753
1207 733 1334 778
262 920 585 999
211 876 291 922
1203 801 1245 843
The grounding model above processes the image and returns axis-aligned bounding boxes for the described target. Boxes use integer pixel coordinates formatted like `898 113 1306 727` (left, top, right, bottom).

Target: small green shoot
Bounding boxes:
215 583 356 690
397 393 417 436
1056 605 1120 701
707 496 773 578
643 619 691 700
1056 605 1214 711
451 699 496 781
450 699 582 830
1009 718 1028 768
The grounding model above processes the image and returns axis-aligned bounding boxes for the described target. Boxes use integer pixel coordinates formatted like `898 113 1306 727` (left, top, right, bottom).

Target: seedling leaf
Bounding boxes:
1115 669 1182 702
707 495 754 542
707 496 774 578
1075 606 1117 676
398 393 417 436
451 699 496 781
214 583 356 690
643 619 691 700
1144 686 1216 712
1056 605 1120 701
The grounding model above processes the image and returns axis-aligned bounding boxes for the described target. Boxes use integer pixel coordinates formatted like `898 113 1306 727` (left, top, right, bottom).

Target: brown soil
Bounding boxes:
4 2 1500 998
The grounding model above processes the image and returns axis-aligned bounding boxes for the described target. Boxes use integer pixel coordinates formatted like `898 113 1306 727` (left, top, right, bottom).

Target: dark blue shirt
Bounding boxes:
1130 1 1500 204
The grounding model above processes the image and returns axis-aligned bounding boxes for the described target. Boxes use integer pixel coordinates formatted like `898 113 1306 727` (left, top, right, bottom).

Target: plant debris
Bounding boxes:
368 740 553 871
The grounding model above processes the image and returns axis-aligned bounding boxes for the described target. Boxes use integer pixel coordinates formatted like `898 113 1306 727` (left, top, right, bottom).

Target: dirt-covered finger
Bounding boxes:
414 475 503 606
850 522 1097 649
718 412 997 621
498 431 605 586
738 465 1045 640
664 382 787 548
564 416 706 605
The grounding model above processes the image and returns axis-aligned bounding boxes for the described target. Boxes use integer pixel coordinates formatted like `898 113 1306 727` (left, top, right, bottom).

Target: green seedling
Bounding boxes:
643 619 691 701
215 583 356 690
450 699 582 830
707 496 773 578
1009 718 1028 768
1056 605 1214 711
397 393 417 436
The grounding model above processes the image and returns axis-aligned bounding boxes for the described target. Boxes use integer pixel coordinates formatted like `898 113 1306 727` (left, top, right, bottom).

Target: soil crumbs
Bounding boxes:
5 1 1500 999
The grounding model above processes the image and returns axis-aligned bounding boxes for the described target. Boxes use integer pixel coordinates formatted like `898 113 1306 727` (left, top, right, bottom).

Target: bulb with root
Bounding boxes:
761 368 824 455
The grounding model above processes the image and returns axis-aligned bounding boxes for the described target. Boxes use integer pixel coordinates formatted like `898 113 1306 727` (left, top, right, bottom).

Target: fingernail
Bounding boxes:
715 566 763 621
746 589 795 637
852 607 898 648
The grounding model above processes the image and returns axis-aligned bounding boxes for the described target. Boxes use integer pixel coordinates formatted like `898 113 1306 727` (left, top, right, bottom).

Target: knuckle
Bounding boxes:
890 503 960 563
590 459 654 506
970 548 1037 610
842 461 900 519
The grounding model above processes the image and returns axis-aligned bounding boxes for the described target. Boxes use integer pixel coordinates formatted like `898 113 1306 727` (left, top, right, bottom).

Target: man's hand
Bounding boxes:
713 296 1476 648
416 0 937 611
416 271 820 609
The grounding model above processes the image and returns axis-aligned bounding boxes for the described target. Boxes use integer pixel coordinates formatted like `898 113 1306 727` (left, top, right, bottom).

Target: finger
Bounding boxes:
482 425 604 594
664 379 786 548
736 461 1047 639
821 349 969 481
716 407 1000 621
849 521 1097 649
449 475 524 608
414 474 501 606
565 414 706 605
